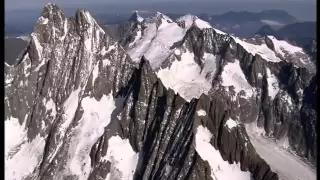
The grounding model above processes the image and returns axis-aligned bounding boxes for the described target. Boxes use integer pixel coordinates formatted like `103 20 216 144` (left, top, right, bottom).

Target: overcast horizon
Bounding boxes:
5 0 316 21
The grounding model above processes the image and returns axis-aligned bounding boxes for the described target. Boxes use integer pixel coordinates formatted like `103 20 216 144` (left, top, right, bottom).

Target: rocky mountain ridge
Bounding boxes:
119 11 317 174
5 4 282 180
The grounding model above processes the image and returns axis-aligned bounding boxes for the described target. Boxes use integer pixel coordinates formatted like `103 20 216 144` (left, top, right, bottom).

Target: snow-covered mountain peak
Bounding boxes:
42 2 60 11
74 9 106 33
265 35 316 73
147 11 173 23
38 3 64 24
177 14 211 29
5 4 137 180
129 10 144 23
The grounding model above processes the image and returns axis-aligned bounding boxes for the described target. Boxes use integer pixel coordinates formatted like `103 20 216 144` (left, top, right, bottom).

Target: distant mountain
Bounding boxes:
277 22 316 38
256 22 316 48
256 25 277 36
206 10 299 37
101 10 300 40
212 10 297 24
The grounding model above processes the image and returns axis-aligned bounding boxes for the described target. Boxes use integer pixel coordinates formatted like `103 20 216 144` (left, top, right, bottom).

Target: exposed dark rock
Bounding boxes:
5 4 279 180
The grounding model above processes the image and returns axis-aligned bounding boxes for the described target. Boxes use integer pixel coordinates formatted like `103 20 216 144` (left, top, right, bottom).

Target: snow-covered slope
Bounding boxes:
266 35 315 71
5 4 138 180
5 4 279 180
126 12 186 66
246 123 316 180
177 14 212 30
195 125 251 180
5 4 316 180
120 11 317 180
123 12 315 103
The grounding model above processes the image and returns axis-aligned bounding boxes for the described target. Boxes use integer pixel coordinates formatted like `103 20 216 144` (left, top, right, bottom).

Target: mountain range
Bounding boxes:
5 4 317 180
256 22 316 47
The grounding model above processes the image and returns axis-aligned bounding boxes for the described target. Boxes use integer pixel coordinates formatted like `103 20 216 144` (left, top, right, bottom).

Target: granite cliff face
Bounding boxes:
5 4 280 180
120 11 317 172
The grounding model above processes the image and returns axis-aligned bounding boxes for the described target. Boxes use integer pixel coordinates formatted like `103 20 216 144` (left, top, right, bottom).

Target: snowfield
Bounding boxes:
104 136 139 180
5 115 46 180
232 36 282 63
156 49 213 101
221 59 255 99
66 93 116 179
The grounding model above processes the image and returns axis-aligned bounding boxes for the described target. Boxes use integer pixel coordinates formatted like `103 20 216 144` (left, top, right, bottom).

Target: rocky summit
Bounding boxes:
5 3 316 180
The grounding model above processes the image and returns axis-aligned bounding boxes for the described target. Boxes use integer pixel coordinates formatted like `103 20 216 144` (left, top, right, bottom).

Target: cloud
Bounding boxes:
260 19 284 26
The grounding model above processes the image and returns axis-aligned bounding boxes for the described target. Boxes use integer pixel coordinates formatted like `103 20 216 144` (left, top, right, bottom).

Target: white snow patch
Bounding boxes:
213 28 227 35
197 109 207 116
281 92 294 111
174 49 181 56
267 36 314 69
83 11 94 24
201 53 217 78
156 49 212 101
22 54 31 76
5 74 14 85
232 37 282 62
177 14 211 30
128 29 142 48
60 19 68 41
101 45 116 56
34 59 46 72
267 36 305 57
177 14 226 34
102 59 111 67
38 16 49 24
221 59 254 98
5 62 11 67
156 12 173 23
257 73 263 78
5 132 46 180
5 117 26 156
46 98 57 117
48 88 81 162
104 136 139 180
31 33 43 61
195 126 251 180
266 68 279 100
67 93 116 178
127 23 157 62
62 89 80 128
225 118 239 130
136 13 144 22
92 64 99 86
127 13 225 65
143 22 185 68
84 38 92 51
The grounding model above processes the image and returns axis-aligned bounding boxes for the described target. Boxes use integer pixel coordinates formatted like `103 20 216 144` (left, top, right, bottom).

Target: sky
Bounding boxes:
5 0 316 11
5 0 316 21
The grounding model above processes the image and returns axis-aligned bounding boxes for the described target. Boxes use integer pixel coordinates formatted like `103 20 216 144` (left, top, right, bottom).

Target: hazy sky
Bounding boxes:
5 0 316 21
5 0 316 11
